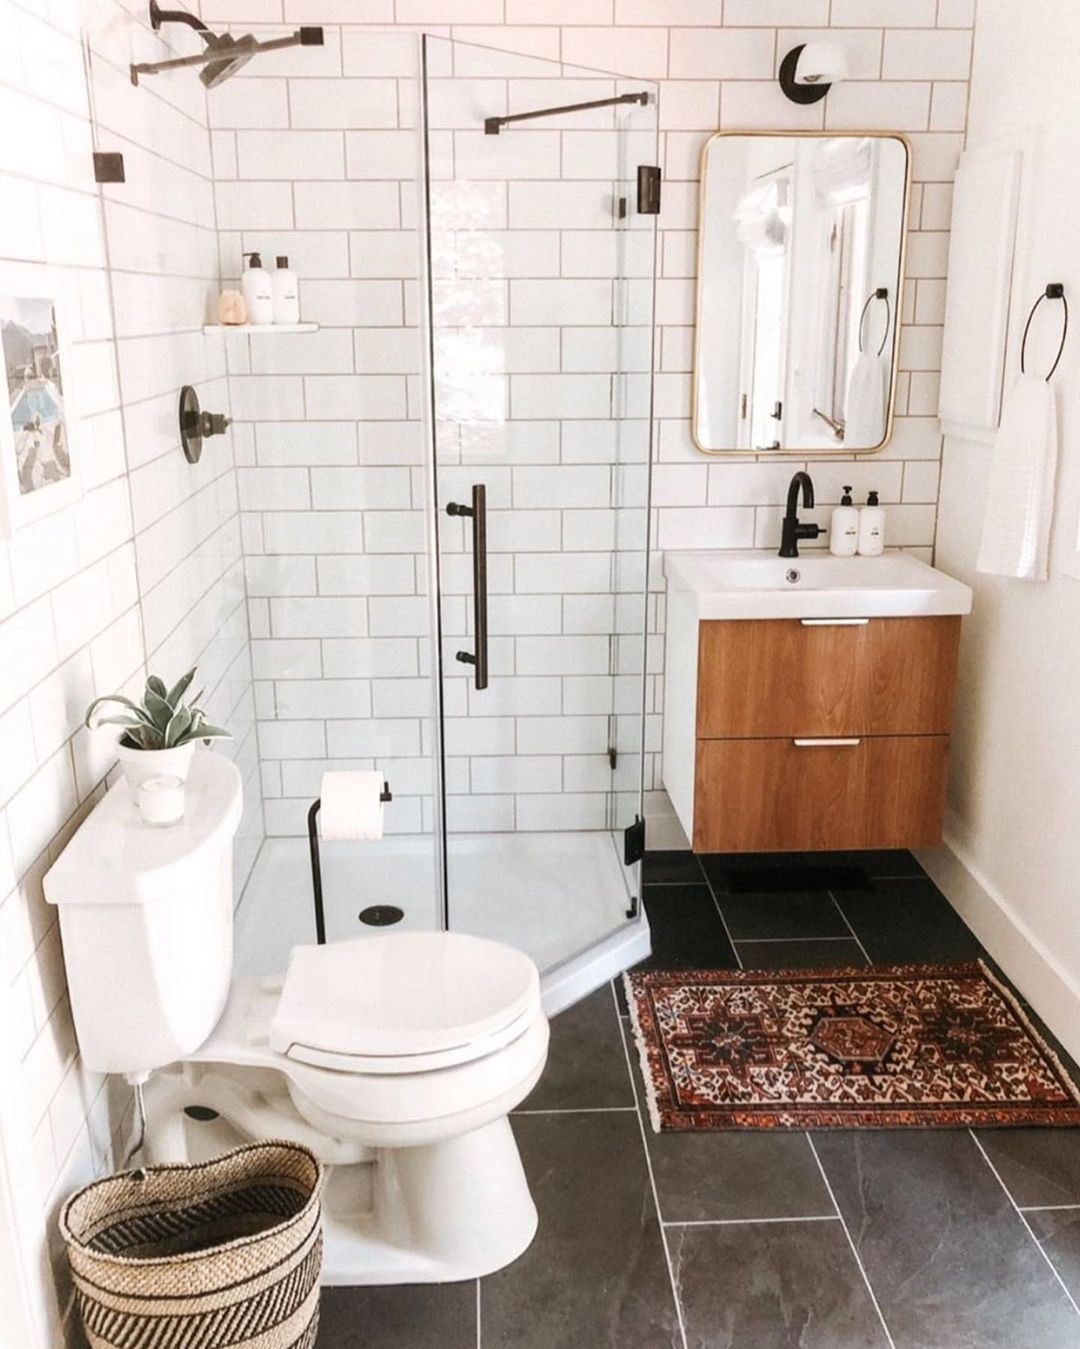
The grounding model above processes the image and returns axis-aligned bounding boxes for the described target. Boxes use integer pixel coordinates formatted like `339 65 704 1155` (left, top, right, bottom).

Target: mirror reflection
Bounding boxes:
693 132 909 454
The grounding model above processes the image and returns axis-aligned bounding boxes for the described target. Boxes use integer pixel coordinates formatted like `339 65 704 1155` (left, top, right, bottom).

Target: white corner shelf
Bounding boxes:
203 323 320 335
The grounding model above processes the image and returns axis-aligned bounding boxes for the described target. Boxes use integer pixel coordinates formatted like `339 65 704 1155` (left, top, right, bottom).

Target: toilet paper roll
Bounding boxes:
319 771 384 841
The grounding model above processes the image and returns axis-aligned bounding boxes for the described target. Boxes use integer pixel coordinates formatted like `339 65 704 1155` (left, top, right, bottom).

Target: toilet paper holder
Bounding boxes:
307 783 392 945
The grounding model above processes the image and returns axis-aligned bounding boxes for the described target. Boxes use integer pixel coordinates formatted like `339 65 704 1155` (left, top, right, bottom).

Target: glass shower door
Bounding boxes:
421 36 659 973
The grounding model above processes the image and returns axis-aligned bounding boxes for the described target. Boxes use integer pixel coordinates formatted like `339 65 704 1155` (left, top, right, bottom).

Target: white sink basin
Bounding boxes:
664 549 973 620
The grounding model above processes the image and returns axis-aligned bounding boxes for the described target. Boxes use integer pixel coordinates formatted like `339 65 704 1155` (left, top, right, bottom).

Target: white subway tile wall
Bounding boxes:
0 0 261 1338
216 11 967 838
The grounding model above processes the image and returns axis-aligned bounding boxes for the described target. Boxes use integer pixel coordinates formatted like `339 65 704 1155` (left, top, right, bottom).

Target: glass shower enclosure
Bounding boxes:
193 30 664 1007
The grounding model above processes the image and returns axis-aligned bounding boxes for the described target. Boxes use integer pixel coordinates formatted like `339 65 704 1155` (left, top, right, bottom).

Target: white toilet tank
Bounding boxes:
44 750 243 1078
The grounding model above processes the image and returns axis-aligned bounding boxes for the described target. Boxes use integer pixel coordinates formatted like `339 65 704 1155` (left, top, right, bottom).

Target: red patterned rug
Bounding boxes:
624 962 1080 1131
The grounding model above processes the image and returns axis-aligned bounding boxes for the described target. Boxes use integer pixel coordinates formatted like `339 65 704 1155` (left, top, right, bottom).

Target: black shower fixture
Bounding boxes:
130 2 324 87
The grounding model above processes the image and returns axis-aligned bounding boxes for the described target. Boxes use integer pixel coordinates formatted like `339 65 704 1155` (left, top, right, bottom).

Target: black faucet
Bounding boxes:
779 471 823 558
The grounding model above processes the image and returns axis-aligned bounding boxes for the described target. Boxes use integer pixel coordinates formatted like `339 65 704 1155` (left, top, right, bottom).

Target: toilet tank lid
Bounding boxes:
43 751 243 908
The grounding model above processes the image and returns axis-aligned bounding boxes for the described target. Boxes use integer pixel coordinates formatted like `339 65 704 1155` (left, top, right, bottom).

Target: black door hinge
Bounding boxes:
624 815 646 867
637 165 661 215
93 152 125 183
608 746 618 770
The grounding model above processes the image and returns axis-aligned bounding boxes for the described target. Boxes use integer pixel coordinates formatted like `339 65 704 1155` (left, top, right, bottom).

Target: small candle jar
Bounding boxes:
137 775 186 827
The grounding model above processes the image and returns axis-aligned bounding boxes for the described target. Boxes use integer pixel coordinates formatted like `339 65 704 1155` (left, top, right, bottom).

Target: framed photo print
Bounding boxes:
0 264 82 534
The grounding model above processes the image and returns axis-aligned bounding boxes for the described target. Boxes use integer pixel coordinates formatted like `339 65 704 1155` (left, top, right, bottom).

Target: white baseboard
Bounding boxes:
917 821 1080 1065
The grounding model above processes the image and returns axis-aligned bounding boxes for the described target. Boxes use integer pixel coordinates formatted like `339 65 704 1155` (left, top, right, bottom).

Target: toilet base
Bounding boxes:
142 1067 539 1284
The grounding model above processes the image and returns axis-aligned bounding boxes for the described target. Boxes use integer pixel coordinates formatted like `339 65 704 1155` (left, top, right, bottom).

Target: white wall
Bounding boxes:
934 0 1080 1057
0 1 259 1340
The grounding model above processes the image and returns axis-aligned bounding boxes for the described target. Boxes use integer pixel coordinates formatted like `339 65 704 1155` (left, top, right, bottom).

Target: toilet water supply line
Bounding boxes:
124 1071 151 1172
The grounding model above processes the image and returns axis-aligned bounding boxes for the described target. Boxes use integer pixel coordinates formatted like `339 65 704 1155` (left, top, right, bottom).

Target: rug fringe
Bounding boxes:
622 973 663 1135
977 958 1080 1106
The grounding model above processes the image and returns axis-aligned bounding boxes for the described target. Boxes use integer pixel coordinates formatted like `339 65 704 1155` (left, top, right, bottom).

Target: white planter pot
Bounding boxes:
118 741 197 795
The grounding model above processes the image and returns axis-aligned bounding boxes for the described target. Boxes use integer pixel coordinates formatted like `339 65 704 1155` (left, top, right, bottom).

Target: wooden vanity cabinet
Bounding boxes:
691 616 962 854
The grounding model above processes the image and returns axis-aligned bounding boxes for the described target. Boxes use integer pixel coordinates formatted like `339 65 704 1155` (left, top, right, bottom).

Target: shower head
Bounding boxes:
130 3 323 88
198 32 258 89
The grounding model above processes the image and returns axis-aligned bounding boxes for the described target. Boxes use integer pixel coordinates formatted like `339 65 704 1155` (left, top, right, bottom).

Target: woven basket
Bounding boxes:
59 1140 324 1349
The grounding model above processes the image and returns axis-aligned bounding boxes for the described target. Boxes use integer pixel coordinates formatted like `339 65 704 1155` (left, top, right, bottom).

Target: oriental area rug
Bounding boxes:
624 962 1080 1130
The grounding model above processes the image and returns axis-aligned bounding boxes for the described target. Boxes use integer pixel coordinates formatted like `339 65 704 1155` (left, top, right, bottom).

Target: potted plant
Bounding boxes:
85 668 231 793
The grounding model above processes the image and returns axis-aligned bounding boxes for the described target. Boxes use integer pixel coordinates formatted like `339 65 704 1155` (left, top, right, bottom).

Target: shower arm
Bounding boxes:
130 27 324 85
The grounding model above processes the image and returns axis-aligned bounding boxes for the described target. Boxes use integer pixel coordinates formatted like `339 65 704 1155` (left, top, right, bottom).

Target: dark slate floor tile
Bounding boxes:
1028 1209 1080 1304
814 1129 1080 1349
834 849 928 879
700 852 871 895
317 1283 476 1348
716 890 850 941
671 1219 890 1349
643 849 704 885
638 885 738 970
736 938 868 971
833 880 985 964
975 1129 1080 1208
481 1113 680 1348
521 986 633 1112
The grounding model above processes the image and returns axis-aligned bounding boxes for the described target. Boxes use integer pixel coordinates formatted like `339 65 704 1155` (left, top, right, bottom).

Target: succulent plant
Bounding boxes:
84 668 231 752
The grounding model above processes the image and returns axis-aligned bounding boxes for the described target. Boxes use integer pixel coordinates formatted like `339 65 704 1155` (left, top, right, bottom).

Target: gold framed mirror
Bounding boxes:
692 131 911 455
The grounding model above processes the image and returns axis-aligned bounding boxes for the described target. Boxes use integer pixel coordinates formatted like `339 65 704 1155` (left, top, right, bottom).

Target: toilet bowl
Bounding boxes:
43 750 550 1285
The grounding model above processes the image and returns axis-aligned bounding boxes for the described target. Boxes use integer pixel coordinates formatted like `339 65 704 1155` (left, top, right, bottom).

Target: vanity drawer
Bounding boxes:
693 735 950 854
696 616 961 739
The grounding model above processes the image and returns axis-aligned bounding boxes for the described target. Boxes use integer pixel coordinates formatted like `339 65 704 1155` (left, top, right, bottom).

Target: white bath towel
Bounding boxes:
976 374 1059 580
844 351 887 449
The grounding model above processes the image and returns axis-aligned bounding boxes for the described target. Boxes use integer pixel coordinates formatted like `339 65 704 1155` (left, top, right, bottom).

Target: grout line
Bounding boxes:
969 1131 1080 1321
829 891 875 966
806 1135 898 1349
1020 1204 1080 1214
475 1276 482 1349
663 1215 841 1228
512 1106 637 1115
612 981 689 1349
698 868 743 970
735 936 869 945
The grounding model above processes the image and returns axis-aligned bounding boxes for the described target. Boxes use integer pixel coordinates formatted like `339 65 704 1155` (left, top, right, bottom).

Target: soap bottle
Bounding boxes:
858 490 886 556
241 252 274 326
829 486 860 557
272 255 300 325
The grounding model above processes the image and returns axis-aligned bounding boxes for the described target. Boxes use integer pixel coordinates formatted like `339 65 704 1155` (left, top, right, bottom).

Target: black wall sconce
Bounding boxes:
778 41 848 105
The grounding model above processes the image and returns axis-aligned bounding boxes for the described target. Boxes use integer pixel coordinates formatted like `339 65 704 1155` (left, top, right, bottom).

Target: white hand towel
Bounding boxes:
976 374 1058 580
844 352 887 449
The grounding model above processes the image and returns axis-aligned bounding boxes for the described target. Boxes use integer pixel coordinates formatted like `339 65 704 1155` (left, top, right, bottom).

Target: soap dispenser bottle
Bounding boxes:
241 252 274 326
829 486 860 557
858 490 886 556
272 255 300 325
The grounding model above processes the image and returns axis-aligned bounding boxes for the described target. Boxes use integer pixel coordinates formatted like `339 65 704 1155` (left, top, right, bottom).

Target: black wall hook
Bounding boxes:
1020 283 1068 382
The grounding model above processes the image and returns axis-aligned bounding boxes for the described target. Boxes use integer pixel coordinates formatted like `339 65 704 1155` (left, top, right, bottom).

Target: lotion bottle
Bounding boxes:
829 486 859 557
858 490 886 556
272 255 300 325
241 252 274 326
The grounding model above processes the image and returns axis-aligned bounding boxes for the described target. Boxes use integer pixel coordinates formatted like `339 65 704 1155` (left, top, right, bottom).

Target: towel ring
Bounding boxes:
1020 283 1068 381
857 287 891 357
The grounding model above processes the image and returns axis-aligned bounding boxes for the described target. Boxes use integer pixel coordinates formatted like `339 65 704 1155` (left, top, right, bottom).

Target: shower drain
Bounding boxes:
359 905 405 927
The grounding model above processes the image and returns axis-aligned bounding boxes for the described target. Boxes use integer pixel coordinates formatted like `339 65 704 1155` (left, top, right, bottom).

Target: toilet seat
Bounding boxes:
269 931 542 1075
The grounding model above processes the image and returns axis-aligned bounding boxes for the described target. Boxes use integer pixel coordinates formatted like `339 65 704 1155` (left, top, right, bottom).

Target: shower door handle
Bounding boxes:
446 484 488 690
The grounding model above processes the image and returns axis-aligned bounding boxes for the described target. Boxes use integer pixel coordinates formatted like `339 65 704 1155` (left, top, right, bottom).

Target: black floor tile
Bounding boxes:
317 1283 476 1348
1027 1209 1080 1304
638 885 738 970
481 1113 681 1348
833 849 928 879
736 937 868 970
671 1219 891 1349
975 1129 1080 1208
700 851 872 895
814 1130 1080 1348
643 849 703 885
833 879 986 964
521 986 633 1112
717 890 851 941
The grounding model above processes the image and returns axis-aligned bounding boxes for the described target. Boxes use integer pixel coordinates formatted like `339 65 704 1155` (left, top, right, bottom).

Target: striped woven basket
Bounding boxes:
59 1140 324 1349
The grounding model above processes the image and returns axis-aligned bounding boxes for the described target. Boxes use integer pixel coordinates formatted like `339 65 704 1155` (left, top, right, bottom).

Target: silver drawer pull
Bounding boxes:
800 618 870 627
793 738 862 747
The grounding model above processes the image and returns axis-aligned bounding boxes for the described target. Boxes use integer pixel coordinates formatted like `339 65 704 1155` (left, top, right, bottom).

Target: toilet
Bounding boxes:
43 750 550 1285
